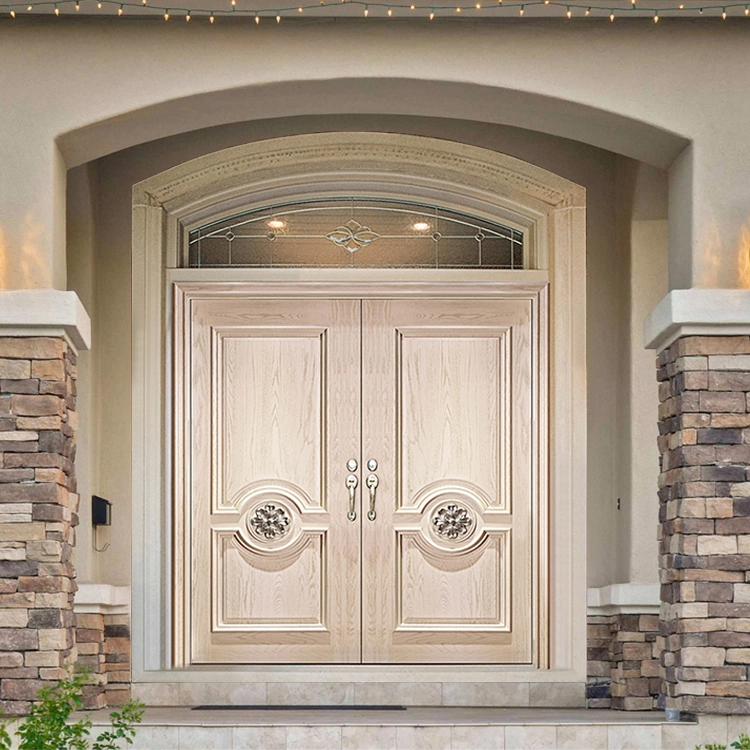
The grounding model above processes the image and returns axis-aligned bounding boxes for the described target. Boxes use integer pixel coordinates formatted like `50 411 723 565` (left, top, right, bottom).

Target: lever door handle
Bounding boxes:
366 473 379 521
346 474 358 521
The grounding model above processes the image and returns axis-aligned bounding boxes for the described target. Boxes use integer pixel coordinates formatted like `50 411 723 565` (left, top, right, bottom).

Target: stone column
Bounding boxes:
658 335 750 715
0 336 79 715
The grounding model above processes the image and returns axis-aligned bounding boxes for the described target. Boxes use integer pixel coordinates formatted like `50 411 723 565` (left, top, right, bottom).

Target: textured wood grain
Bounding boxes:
361 298 537 664
186 298 361 663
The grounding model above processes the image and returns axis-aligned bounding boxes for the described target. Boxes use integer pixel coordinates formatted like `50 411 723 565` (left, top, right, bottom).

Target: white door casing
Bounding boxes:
132 133 586 685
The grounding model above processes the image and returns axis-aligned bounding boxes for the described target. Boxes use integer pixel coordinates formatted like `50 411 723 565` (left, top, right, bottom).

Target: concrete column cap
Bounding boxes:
0 289 91 351
645 289 750 352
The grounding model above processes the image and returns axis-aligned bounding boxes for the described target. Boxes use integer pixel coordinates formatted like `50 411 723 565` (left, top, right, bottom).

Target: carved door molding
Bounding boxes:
174 282 547 667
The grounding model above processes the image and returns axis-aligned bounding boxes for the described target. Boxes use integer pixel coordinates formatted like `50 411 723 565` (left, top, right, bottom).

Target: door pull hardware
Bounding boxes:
346 474 358 521
367 458 378 471
366 473 379 521
347 458 358 472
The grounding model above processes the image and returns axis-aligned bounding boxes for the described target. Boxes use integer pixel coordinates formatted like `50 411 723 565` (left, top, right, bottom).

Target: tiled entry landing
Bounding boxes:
82 707 741 749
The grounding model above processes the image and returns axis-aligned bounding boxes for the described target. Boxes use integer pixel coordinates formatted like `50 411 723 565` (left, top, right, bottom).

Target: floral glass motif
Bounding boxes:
249 503 291 540
325 219 381 253
188 198 524 269
432 504 473 540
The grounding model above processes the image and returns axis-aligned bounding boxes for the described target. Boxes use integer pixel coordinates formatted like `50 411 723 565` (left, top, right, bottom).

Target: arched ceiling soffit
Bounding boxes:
133 132 585 214
58 78 688 170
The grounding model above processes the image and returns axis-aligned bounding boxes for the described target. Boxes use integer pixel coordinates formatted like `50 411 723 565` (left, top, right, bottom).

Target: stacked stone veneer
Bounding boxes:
658 335 750 715
75 613 131 710
587 614 661 710
0 337 78 715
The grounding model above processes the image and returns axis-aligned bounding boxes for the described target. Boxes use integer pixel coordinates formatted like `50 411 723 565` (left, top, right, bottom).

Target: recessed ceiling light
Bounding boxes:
412 221 431 232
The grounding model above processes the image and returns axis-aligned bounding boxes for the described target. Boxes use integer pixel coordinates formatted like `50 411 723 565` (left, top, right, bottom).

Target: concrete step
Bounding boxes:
80 706 726 749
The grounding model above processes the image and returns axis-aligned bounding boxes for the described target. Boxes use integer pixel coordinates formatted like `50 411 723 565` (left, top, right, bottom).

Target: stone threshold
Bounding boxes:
82 706 672 727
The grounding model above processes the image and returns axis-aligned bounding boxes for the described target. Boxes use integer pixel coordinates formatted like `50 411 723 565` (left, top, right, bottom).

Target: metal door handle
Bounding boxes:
366 473 379 521
346 474 358 521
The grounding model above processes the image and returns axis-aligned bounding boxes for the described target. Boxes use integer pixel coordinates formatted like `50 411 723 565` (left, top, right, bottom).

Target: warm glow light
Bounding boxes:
363 4 368 13
54 4 59 13
412 222 431 232
209 12 215 20
609 9 615 19
75 2 80 9
276 12 280 20
585 6 590 14
653 10 659 20
298 6 303 10
519 4 524 14
254 11 259 20
475 2 481 7
566 6 571 16
722 7 727 17
186 10 191 19
267 219 286 229
410 3 415 8
10 7 15 15
387 6 392 14
164 9 169 18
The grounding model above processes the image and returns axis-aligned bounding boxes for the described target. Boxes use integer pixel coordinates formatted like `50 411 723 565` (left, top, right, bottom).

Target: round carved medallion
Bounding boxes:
432 503 473 540
248 503 291 540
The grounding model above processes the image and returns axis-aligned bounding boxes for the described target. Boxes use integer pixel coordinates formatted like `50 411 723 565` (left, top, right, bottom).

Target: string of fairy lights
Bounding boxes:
3 0 748 20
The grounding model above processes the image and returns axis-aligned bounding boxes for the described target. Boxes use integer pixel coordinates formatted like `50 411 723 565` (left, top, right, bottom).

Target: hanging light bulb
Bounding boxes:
54 3 59 14
429 8 434 17
410 2 415 7
455 5 461 11
164 8 169 18
298 6 303 10
275 12 280 20
584 7 590 15
185 9 191 19
387 6 392 14
75 1 80 9
254 10 259 20
722 6 727 17
363 4 368 14
566 5 571 17
745 5 749 14
209 10 214 20
9 7 15 15
475 1 480 7
609 8 614 19
518 4 524 14
653 9 659 20
117 4 123 13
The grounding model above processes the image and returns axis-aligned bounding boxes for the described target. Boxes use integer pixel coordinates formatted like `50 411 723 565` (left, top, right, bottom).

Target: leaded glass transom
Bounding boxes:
187 199 524 269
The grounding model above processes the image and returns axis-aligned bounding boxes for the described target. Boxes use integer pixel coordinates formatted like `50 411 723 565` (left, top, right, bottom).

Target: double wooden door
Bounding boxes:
181 287 539 665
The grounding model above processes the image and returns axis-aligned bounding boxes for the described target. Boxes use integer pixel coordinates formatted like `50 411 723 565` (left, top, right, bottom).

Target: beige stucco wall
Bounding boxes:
2 19 750 296
64 114 667 588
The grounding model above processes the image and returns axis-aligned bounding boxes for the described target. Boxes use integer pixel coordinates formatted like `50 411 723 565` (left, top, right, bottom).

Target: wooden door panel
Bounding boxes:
186 298 361 663
362 298 537 664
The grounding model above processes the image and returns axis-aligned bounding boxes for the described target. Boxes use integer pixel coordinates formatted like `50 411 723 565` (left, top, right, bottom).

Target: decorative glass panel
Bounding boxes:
187 199 525 269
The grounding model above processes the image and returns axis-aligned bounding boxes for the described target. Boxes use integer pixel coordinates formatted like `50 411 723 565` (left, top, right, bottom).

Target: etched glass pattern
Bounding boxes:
188 198 524 269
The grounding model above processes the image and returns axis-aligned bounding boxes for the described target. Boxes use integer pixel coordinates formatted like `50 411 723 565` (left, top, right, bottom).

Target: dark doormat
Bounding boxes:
191 705 407 711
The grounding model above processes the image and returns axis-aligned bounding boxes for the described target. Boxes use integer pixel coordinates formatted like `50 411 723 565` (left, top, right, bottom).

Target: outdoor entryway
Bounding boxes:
176 283 544 666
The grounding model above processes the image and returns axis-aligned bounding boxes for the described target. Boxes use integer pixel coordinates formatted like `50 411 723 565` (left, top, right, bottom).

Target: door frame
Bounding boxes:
131 132 587 691
173 278 548 670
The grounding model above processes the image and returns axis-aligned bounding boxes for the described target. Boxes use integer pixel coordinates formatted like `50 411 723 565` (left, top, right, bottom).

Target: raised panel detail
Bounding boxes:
398 330 510 512
213 328 326 513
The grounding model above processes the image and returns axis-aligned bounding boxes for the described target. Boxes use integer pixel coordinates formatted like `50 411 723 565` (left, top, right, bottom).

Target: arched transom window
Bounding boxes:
187 198 525 269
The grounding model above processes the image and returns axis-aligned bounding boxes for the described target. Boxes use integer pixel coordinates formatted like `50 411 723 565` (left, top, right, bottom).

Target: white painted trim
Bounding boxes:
74 584 130 614
644 289 750 352
131 132 587 685
0 290 91 351
587 584 660 616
